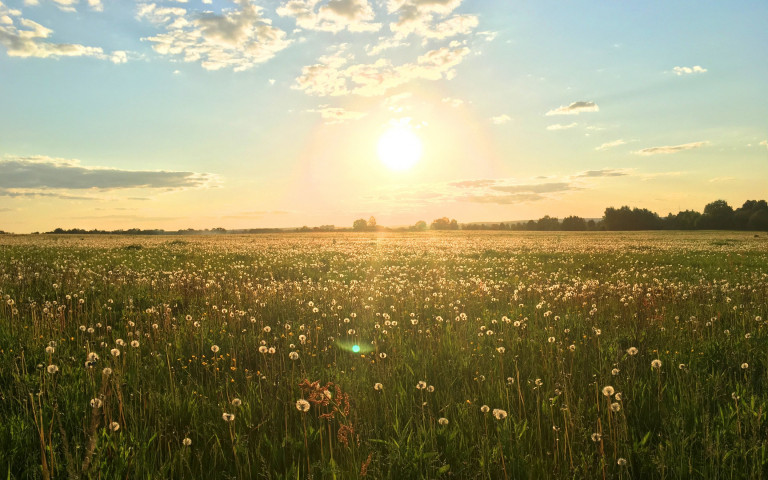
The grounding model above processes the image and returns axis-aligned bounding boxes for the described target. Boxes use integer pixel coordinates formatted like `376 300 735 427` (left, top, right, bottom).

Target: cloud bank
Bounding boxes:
546 101 599 116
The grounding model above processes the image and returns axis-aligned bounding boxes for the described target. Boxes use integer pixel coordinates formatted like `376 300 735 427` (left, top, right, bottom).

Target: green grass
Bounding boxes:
0 231 767 479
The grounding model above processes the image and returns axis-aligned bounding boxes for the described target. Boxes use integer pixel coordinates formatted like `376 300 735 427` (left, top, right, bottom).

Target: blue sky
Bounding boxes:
1 0 766 232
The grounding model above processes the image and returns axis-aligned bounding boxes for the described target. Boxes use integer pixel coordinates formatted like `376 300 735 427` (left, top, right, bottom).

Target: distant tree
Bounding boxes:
699 200 735 230
536 215 560 231
449 219 459 230
748 209 768 231
561 216 586 231
414 220 427 231
735 200 768 230
353 218 368 231
431 217 451 230
367 216 377 229
604 206 662 230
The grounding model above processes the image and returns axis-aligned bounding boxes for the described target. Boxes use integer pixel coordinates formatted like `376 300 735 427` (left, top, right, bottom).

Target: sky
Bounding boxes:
1 0 767 232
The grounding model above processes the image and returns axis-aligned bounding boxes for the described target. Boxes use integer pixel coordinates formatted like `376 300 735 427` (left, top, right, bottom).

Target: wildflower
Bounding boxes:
568 344 576 352
47 364 59 374
678 363 686 370
427 385 435 393
116 339 126 346
45 346 55 354
109 422 120 432
741 362 749 369
496 347 505 354
268 347 276 354
548 337 555 343
211 345 220 353
87 352 99 362
102 367 112 376
90 398 103 408
627 347 638 356
591 432 602 442
651 359 662 369
617 458 627 466
535 378 543 387
222 413 235 422
379 352 387 359
492 409 507 420
438 417 449 426
183 437 192 446
610 402 621 412
602 386 615 397
374 383 383 391
258 346 268 354
615 392 622 401
416 381 427 390
611 368 620 376
130 340 140 348
296 399 310 412
480 405 490 413
231 398 242 407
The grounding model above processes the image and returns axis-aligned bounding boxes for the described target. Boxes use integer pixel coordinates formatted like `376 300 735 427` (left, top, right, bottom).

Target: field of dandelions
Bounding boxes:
1 231 767 479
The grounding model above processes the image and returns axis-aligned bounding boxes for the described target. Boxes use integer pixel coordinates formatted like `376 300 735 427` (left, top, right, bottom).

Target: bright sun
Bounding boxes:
377 127 422 171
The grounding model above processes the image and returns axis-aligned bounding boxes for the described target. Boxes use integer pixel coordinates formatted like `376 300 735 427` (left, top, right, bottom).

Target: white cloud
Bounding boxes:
87 0 102 12
673 65 707 76
139 0 291 72
0 3 107 58
294 45 470 97
441 97 463 107
634 141 709 156
387 0 477 40
595 139 625 150
545 101 599 116
0 155 215 191
759 140 767 150
546 122 577 131
276 0 380 33
308 106 367 124
490 114 510 125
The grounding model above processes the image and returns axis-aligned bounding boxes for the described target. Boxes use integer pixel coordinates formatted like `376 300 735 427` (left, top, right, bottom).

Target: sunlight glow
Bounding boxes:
377 127 422 171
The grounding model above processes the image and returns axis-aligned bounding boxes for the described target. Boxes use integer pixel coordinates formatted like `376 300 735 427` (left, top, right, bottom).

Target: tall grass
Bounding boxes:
0 231 766 479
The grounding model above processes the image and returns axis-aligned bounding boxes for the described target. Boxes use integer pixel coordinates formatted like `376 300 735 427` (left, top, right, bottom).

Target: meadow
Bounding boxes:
1 231 767 479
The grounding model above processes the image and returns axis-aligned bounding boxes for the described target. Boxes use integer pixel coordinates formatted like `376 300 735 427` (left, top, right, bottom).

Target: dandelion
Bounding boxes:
480 405 490 413
741 362 749 369
416 381 427 390
222 413 235 422
211 345 220 353
535 378 543 387
379 352 387 359
374 383 383 391
296 399 310 412
427 385 435 393
591 432 602 442
183 437 192 446
130 340 140 348
289 351 299 361
617 458 627 466
627 347 638 356
496 347 505 354
492 409 507 420
438 417 449 426
109 422 120 432
231 398 242 407
651 359 662 369
568 344 576 352
611 368 620 376
45 346 55 354
102 367 112 376
268 347 276 354
47 364 59 374
610 402 621 412
602 386 615 397
90 398 103 408
548 337 555 343
258 346 268 354
615 392 622 401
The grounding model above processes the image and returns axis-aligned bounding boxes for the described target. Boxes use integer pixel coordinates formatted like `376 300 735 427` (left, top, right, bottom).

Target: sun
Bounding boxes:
377 126 423 171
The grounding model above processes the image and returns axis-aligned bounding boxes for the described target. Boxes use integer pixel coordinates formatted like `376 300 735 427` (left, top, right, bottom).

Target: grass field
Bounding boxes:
1 231 767 479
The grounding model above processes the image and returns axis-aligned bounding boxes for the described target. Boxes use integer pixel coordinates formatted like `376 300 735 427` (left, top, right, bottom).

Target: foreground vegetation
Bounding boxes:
1 231 767 479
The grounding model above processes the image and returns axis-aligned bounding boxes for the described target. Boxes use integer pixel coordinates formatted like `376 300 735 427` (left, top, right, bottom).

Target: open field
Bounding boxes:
1 231 767 479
